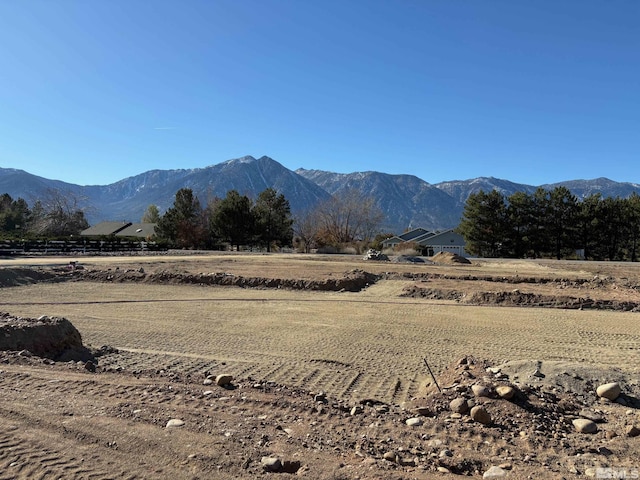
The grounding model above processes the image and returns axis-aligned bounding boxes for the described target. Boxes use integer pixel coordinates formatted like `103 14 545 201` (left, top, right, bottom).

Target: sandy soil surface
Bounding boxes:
2 252 640 479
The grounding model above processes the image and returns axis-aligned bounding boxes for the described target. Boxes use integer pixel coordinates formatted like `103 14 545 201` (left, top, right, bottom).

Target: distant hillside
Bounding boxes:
2 158 640 232
296 169 460 231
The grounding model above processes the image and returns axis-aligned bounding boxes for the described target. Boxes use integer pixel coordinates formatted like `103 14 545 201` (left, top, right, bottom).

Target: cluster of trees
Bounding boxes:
153 188 294 251
457 187 640 261
0 190 89 238
151 187 385 253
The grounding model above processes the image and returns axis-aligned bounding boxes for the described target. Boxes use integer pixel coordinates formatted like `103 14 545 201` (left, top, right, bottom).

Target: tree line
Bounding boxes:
0 190 89 238
457 186 640 261
151 187 294 251
151 187 385 253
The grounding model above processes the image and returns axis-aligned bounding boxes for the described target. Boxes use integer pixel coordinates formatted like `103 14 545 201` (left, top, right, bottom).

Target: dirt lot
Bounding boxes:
1 252 640 479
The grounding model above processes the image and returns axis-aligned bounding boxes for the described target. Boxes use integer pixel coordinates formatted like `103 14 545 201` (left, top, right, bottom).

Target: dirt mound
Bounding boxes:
76 267 379 292
401 284 640 311
392 254 429 263
432 251 471 264
0 312 94 361
0 267 58 287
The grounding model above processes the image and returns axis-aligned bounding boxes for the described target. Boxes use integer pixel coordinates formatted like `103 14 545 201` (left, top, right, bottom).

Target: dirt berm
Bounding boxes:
0 312 94 361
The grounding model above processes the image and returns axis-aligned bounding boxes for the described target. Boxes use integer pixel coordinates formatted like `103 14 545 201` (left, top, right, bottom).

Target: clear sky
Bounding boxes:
1 1 638 186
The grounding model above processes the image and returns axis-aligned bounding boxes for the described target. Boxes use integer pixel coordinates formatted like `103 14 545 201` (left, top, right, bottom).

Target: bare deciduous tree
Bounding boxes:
313 189 384 250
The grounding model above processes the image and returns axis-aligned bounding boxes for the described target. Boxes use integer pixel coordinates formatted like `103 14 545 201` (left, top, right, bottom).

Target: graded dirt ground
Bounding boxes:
1 253 640 479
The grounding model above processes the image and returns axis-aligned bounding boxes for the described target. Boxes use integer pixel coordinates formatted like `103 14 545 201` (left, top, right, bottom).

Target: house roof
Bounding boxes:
80 221 131 236
398 227 430 242
382 236 403 245
411 231 436 244
115 223 157 238
415 229 464 246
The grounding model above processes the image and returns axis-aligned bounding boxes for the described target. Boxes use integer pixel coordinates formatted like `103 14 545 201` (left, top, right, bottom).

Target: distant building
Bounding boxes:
381 228 467 256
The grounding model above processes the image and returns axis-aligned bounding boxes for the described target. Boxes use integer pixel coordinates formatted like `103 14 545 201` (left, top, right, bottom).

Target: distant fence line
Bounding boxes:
0 238 166 256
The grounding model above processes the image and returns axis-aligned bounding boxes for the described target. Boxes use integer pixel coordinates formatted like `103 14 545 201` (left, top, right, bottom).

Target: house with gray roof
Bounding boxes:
115 223 157 239
382 228 467 257
81 222 157 239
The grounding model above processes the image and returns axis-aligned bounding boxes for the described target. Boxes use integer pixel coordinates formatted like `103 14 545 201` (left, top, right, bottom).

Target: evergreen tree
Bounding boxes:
210 190 255 250
253 188 293 252
577 193 602 260
156 188 205 248
505 191 533 258
457 189 507 257
626 193 640 262
546 186 579 259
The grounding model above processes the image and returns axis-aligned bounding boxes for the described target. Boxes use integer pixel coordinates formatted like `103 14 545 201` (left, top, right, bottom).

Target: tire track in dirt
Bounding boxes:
0 367 249 479
6 282 640 406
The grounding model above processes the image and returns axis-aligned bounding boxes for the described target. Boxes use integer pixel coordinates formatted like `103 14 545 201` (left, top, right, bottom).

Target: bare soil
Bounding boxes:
1 252 640 479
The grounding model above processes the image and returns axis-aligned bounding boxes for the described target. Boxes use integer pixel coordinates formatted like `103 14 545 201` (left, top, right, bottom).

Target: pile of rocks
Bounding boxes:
363 249 389 261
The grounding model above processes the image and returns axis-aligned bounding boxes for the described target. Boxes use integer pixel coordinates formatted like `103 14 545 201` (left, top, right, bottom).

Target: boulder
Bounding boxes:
261 456 282 472
215 374 234 386
405 417 423 427
470 406 492 425
472 384 491 397
483 466 508 479
573 418 598 433
596 382 621 401
165 419 185 428
496 385 516 400
450 397 469 414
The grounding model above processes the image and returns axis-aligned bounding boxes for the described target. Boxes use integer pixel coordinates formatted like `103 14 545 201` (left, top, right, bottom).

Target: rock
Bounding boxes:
579 409 604 423
398 457 416 467
496 385 515 400
483 466 508 479
84 360 96 372
470 406 492 425
165 419 185 428
215 374 233 386
414 406 433 416
439 449 453 458
405 417 423 427
437 466 451 473
605 430 618 439
572 418 597 433
450 397 469 414
596 382 621 401
472 384 491 397
18 349 32 357
625 425 640 437
383 451 397 462
261 456 282 472
203 378 213 385
350 406 362 416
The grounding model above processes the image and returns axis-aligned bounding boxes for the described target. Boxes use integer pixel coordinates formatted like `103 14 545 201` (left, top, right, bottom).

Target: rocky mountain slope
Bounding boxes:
2 157 640 232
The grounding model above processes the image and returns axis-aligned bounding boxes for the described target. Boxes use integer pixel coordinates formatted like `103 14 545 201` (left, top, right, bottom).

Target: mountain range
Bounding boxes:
2 156 640 233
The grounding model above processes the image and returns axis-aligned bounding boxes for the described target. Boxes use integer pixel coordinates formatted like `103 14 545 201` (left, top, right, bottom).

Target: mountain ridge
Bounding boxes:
2 157 639 232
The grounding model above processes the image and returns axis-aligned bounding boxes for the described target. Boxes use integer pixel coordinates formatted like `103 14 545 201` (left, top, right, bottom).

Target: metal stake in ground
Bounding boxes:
423 357 442 393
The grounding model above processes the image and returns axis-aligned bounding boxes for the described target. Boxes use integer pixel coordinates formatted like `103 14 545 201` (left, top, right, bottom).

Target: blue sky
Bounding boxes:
1 1 638 186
